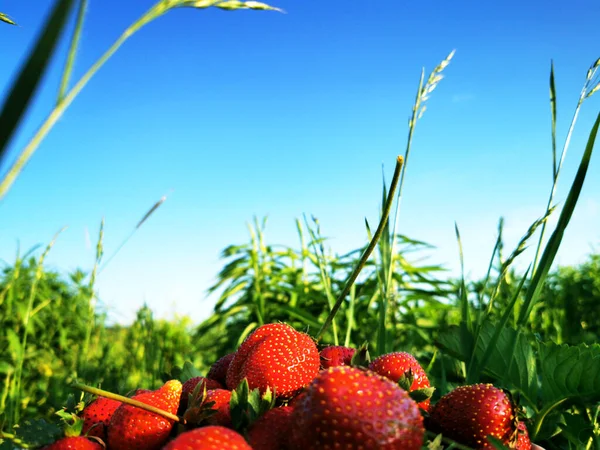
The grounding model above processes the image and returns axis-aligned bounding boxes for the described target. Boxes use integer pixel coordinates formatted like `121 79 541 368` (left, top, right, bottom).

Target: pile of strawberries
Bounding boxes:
43 323 534 449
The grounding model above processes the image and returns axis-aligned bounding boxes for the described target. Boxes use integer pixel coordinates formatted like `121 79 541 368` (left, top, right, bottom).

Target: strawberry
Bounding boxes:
162 425 252 450
368 351 432 411
290 366 424 449
107 379 182 450
226 323 320 399
179 376 223 413
319 345 356 369
81 396 121 440
516 421 532 450
203 388 233 427
43 436 102 449
247 406 293 450
428 383 527 449
207 353 236 385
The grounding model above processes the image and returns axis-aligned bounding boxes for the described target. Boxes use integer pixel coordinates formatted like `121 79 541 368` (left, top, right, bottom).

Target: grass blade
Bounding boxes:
58 0 88 103
0 0 76 167
98 192 170 274
316 156 404 342
519 111 600 325
550 61 557 178
0 12 17 25
455 223 474 376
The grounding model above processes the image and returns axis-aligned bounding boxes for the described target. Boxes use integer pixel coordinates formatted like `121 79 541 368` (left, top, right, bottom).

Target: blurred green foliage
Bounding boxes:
1 220 598 428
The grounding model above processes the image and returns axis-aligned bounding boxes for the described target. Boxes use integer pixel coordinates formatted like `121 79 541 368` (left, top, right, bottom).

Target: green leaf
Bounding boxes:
539 342 600 404
177 361 203 382
558 412 595 447
0 0 76 165
229 379 274 433
350 342 371 368
409 386 435 403
486 436 510 449
397 369 414 392
436 322 537 403
7 419 62 448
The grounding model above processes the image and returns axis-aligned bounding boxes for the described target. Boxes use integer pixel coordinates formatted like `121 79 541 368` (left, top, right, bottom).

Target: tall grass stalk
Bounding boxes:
0 0 281 201
315 155 404 342
98 192 170 275
79 219 104 372
531 59 600 273
376 51 454 354
8 228 66 427
0 0 75 169
57 0 88 103
304 215 340 345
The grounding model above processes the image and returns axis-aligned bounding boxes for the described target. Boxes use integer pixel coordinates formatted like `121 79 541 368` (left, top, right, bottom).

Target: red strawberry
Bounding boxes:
162 425 252 450
226 323 320 399
516 421 532 450
203 388 233 427
44 436 102 449
319 345 356 369
107 379 182 450
290 366 424 449
428 383 527 449
179 376 223 412
248 406 293 450
81 396 121 440
207 353 236 385
368 352 432 411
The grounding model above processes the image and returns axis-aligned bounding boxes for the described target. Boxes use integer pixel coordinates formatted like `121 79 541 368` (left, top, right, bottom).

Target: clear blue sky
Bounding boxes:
1 0 599 324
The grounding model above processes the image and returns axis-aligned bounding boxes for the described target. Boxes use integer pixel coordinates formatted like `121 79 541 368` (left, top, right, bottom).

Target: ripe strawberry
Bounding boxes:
207 353 236 385
226 323 320 399
44 436 102 449
290 366 424 449
107 379 182 450
516 421 532 450
81 396 121 440
368 351 432 411
162 425 252 450
203 388 233 427
179 376 223 413
319 345 356 369
247 406 293 450
428 383 527 449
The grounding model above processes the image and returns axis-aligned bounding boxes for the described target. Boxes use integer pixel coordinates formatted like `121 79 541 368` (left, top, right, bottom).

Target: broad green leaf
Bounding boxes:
436 321 537 402
539 342 600 403
178 361 203 382
559 412 595 447
6 419 62 448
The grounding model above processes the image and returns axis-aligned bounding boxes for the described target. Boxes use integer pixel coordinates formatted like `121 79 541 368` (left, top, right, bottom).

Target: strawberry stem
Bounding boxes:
71 383 184 424
315 155 404 342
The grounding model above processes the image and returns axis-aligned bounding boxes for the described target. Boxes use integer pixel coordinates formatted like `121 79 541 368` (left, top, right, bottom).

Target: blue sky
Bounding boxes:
1 0 599 324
